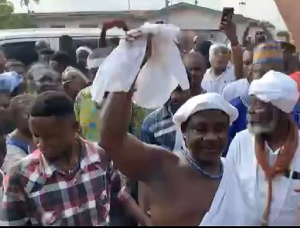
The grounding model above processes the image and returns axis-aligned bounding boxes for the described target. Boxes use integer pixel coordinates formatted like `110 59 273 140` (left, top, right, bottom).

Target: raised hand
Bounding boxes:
220 17 238 46
103 20 128 31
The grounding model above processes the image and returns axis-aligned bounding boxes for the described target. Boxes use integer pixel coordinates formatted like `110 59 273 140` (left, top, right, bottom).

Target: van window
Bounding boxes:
2 41 38 66
73 38 99 50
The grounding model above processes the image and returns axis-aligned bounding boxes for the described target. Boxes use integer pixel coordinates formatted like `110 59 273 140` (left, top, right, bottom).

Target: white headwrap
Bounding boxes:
76 46 92 55
248 70 299 113
173 93 239 129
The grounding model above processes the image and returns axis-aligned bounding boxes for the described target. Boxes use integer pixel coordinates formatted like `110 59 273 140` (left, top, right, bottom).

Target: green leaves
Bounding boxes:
0 0 36 29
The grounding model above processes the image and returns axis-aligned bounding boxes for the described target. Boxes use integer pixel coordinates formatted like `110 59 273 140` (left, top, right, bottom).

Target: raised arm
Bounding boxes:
99 91 174 182
221 18 244 80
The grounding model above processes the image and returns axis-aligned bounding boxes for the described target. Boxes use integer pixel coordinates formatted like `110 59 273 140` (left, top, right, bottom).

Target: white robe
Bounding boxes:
200 158 257 226
227 129 300 226
175 151 257 226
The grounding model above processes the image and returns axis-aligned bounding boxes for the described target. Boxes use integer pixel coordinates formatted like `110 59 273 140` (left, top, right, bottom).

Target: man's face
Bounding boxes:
40 53 53 64
247 96 279 135
29 116 78 162
169 87 190 114
76 50 90 66
252 62 284 81
210 49 229 72
184 55 207 84
63 73 89 99
184 110 229 164
34 71 63 94
50 61 65 74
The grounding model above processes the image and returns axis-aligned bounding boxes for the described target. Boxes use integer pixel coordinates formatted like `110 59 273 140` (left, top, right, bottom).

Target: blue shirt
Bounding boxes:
139 105 177 151
292 103 300 128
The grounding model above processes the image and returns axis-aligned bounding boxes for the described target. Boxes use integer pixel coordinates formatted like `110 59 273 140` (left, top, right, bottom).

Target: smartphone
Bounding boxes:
220 7 234 23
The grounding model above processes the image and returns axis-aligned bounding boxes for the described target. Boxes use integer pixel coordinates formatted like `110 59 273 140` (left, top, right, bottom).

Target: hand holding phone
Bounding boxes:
219 8 238 45
220 7 234 29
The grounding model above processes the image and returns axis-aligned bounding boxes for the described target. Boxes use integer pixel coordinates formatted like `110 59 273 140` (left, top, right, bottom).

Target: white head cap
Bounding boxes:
76 46 92 55
173 93 239 129
249 70 299 113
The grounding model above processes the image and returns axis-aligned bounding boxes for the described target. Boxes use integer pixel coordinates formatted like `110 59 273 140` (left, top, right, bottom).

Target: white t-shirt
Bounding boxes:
201 63 236 95
227 129 300 225
222 78 249 102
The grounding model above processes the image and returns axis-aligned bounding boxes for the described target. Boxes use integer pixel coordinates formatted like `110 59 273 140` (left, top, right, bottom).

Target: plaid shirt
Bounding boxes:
139 105 182 152
0 138 113 226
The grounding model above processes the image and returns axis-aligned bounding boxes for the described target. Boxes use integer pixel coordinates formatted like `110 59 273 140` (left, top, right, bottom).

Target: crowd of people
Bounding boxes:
0 15 299 226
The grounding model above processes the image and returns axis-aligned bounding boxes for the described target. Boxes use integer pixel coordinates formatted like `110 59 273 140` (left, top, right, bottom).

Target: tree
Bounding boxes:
20 0 39 13
0 0 36 29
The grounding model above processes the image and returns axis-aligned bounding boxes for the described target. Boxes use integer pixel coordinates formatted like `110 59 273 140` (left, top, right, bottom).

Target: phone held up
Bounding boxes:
220 7 234 30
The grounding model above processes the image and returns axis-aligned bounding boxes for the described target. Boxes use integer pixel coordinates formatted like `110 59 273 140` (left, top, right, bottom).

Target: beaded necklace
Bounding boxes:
181 148 223 179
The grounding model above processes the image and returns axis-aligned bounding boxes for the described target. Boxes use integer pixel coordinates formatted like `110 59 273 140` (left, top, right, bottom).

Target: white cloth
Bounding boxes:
249 70 299 113
87 47 114 69
227 129 300 225
200 158 257 226
222 78 249 102
86 58 105 69
76 46 92 55
201 63 236 95
91 22 189 109
173 93 239 129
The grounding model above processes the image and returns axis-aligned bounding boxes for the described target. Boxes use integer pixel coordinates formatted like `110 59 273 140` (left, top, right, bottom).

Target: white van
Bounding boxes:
0 27 126 66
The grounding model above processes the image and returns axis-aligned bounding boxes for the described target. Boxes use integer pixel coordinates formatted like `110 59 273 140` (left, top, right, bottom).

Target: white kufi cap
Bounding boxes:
173 93 239 129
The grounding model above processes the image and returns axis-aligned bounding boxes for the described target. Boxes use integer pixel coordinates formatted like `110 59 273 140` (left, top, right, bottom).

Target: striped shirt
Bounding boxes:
0 138 112 226
139 105 183 152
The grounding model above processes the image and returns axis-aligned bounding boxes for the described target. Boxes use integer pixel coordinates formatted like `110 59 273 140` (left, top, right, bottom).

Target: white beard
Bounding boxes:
247 118 277 135
247 124 273 135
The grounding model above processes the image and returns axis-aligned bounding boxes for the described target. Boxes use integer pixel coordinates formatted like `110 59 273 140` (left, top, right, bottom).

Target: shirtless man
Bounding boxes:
100 90 253 225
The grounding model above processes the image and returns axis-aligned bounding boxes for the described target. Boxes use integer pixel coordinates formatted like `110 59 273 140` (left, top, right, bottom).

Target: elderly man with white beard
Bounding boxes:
227 70 300 226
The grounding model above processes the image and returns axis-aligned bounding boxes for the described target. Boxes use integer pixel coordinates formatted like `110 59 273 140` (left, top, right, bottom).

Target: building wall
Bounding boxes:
32 10 254 43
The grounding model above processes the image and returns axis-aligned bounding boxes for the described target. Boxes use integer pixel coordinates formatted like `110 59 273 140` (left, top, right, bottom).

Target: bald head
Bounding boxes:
183 52 207 84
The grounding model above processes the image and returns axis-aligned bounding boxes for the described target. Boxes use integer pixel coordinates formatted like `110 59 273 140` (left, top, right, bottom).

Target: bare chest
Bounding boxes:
149 169 221 226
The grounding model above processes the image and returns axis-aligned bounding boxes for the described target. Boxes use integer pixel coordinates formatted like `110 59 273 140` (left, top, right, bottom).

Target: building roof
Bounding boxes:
27 2 267 25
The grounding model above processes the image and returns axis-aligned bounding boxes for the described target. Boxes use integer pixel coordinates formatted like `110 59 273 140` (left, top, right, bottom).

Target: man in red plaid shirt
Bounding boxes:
0 91 113 226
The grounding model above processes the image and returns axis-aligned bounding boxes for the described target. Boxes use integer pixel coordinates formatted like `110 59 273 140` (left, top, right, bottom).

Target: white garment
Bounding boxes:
173 93 239 129
249 70 299 113
222 79 249 102
91 23 189 109
200 158 257 226
227 129 300 225
201 63 236 95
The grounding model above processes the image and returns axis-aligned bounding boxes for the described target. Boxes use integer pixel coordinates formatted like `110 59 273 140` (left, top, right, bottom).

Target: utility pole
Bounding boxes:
165 0 170 7
128 0 131 11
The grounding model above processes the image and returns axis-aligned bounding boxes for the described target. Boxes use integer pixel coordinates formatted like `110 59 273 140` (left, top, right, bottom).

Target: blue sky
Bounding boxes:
10 0 287 30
